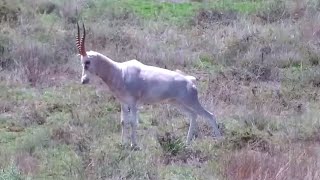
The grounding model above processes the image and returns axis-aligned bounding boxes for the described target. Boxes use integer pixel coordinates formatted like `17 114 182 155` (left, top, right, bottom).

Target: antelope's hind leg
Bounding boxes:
185 110 199 145
194 103 222 138
173 103 199 144
178 89 222 139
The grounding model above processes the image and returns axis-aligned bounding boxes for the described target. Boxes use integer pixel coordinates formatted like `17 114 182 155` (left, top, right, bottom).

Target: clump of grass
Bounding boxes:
0 33 14 70
221 33 255 66
191 8 238 27
255 0 290 24
0 161 24 180
304 48 320 66
303 67 320 88
19 103 47 127
0 100 13 113
15 128 50 154
1 0 320 179
86 139 156 179
14 152 40 176
51 126 73 145
35 144 84 179
161 166 197 180
157 132 186 156
222 143 320 180
0 0 20 24
11 40 53 86
35 1 57 15
222 118 273 152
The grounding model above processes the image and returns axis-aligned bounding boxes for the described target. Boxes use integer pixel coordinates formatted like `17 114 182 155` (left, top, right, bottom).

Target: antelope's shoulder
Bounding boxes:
120 59 144 80
123 59 144 67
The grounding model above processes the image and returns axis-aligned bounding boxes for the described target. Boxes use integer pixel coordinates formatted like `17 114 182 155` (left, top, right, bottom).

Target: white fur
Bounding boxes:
79 51 222 148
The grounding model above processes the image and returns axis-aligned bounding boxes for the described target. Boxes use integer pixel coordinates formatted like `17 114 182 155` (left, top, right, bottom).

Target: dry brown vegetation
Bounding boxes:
0 0 320 179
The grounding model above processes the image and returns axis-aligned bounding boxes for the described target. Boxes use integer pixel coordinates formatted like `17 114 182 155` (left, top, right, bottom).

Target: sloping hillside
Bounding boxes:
0 0 320 179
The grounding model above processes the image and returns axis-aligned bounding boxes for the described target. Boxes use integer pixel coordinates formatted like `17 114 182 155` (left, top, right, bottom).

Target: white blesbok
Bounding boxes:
75 22 222 148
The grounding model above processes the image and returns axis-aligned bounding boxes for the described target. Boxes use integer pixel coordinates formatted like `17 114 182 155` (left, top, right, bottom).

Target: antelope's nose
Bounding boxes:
81 76 89 84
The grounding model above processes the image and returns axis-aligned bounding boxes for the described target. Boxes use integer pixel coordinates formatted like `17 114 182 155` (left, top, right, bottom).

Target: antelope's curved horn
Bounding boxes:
76 22 81 54
80 23 86 56
76 22 87 56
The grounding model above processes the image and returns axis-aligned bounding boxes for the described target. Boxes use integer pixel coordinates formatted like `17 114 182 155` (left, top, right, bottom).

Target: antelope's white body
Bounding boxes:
76 23 222 148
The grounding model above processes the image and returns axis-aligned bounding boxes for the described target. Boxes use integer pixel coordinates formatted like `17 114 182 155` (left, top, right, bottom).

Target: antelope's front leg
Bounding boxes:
121 104 131 147
129 106 138 148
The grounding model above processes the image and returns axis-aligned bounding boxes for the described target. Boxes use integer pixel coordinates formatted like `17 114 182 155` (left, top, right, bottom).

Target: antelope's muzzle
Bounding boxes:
81 75 89 84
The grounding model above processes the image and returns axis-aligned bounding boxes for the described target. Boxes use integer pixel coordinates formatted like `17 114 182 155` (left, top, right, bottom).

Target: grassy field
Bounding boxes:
1 0 320 179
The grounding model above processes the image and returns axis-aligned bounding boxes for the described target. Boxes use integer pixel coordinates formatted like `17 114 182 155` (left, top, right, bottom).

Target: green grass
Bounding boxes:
161 166 197 179
35 144 83 179
81 0 271 24
2 0 320 179
0 163 24 180
0 125 50 154
124 0 271 20
210 0 268 13
124 0 200 22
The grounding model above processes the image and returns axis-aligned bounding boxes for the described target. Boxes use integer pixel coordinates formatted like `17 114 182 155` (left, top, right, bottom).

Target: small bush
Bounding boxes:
13 41 54 86
157 132 186 156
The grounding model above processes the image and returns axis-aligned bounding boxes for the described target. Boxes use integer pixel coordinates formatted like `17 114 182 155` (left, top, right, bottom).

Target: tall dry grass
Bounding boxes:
0 0 320 179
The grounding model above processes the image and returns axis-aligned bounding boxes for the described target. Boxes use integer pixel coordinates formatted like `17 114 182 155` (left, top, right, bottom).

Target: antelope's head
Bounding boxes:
76 22 97 84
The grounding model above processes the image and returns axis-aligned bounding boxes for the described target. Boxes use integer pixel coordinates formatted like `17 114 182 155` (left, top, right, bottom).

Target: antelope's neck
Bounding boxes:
95 54 123 92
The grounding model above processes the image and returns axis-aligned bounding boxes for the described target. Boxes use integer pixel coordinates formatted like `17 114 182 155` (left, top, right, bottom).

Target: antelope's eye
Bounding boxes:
84 61 90 65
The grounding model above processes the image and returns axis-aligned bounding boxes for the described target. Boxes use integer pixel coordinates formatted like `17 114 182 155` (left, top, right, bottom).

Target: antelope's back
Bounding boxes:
122 60 190 103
